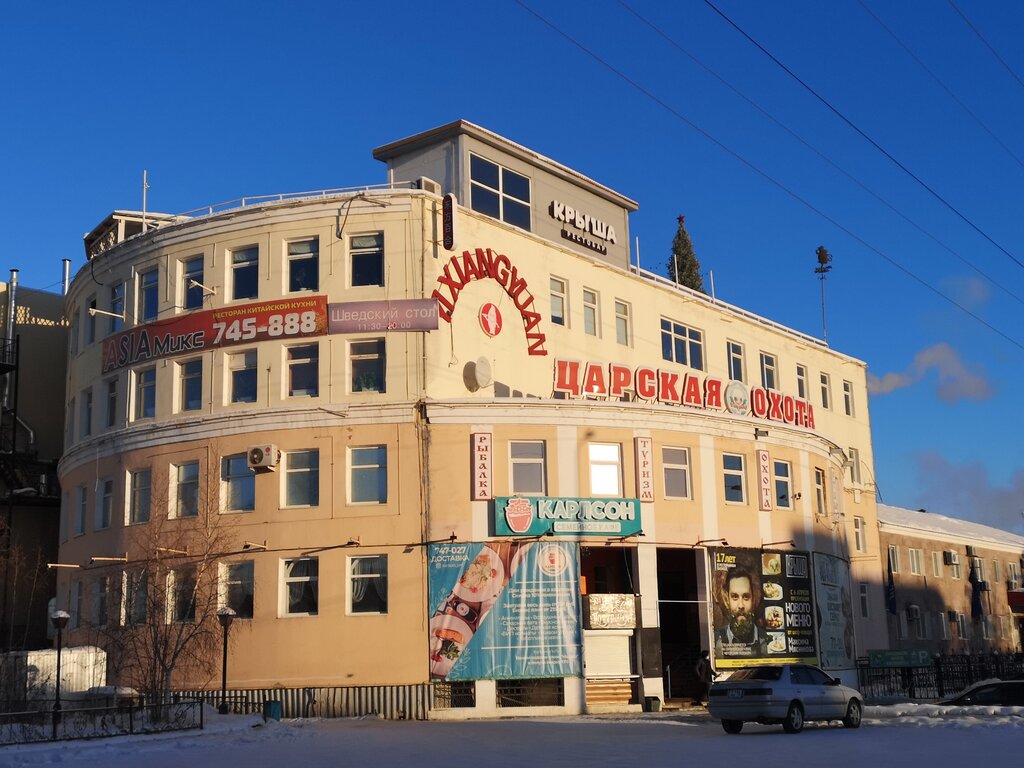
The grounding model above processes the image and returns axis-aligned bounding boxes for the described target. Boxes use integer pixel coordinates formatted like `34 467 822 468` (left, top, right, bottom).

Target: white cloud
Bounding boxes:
867 343 991 402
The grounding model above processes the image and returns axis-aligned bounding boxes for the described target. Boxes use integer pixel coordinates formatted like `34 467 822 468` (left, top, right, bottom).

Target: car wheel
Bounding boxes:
842 699 862 729
722 719 743 734
782 702 804 733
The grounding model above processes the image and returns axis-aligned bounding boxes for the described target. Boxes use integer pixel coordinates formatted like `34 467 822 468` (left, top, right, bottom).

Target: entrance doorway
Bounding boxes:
657 548 703 702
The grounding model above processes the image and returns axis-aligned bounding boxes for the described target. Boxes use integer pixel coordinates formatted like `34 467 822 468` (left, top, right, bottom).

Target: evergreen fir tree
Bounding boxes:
667 214 705 292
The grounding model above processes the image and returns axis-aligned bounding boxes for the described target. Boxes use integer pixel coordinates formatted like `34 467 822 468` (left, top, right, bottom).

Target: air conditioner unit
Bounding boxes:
946 610 958 622
1008 579 1020 591
247 444 280 470
418 177 442 195
907 605 921 620
943 551 960 566
979 580 991 592
965 545 977 557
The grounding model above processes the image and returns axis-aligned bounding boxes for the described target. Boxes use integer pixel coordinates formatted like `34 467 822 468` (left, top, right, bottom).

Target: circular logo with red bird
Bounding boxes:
479 303 502 337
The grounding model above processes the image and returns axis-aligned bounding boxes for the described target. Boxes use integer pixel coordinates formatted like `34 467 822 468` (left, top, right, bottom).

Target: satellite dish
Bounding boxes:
474 357 493 389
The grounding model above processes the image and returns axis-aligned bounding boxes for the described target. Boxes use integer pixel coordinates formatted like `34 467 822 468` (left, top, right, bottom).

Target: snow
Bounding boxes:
2 704 1022 768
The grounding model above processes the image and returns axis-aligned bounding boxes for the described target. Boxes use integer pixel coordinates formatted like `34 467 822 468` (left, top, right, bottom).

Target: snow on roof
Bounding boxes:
877 503 1024 550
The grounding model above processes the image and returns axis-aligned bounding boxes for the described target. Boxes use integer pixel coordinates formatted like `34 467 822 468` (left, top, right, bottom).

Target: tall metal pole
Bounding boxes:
50 611 69 740
814 246 832 344
219 620 229 714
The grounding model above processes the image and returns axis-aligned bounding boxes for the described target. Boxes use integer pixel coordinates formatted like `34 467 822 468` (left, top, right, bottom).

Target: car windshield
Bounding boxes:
728 666 783 681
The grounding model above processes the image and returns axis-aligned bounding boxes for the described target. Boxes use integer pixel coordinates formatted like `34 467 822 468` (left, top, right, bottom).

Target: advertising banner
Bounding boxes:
427 541 581 681
327 299 438 334
494 497 642 537
812 553 855 669
709 547 817 668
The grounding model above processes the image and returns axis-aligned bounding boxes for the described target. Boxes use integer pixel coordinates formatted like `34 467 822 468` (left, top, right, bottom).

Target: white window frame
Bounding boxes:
820 372 832 410
588 443 622 496
230 245 259 301
843 380 855 416
858 582 869 619
228 349 258 404
70 580 83 630
931 550 943 578
74 486 87 536
350 338 386 393
128 468 151 525
348 555 388 615
510 441 547 496
96 478 114 530
286 343 319 398
92 576 109 628
469 153 531 230
938 611 949 640
662 446 691 500
133 366 156 420
773 460 791 509
350 232 385 287
814 467 826 516
550 277 568 327
281 557 318 617
955 613 968 640
109 282 125 334
220 560 255 619
848 447 862 485
283 449 319 508
909 548 924 576
122 570 148 626
582 287 599 337
174 461 200 519
105 378 119 428
138 267 159 323
614 300 631 346
286 237 319 293
167 566 197 624
853 516 866 553
723 453 746 504
182 255 205 311
349 446 387 505
888 544 901 574
796 364 807 400
759 352 778 390
660 317 705 371
178 357 203 412
726 341 744 383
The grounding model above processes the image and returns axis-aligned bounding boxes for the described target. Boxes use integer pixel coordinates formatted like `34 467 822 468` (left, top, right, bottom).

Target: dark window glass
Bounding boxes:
470 155 500 189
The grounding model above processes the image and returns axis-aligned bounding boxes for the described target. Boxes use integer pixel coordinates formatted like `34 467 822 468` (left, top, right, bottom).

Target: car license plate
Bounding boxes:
728 689 743 699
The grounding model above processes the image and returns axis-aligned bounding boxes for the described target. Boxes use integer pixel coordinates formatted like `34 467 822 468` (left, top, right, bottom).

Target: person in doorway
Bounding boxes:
713 564 767 656
693 650 717 706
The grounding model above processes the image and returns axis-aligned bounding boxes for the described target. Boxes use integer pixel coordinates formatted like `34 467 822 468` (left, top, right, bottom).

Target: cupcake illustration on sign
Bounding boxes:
504 497 535 534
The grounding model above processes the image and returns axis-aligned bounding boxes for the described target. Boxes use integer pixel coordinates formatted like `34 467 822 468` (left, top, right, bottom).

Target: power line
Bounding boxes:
948 0 1024 93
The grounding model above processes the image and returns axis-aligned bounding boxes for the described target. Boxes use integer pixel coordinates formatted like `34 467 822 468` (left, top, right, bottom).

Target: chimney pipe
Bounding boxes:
62 259 71 295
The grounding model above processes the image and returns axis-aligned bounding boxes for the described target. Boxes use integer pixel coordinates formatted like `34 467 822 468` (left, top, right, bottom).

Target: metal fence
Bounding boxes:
0 700 202 746
176 684 431 720
857 655 1024 701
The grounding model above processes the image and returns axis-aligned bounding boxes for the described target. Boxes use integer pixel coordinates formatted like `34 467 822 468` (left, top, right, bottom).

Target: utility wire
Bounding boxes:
948 0 1024 92
618 0 1024 309
703 0 1024 274
511 0 1024 353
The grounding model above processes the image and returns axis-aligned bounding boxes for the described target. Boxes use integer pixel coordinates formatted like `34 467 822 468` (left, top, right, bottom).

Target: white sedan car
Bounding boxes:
707 663 863 734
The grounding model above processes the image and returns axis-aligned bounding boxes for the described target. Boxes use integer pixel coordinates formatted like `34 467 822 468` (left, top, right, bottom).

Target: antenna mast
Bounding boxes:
814 245 832 342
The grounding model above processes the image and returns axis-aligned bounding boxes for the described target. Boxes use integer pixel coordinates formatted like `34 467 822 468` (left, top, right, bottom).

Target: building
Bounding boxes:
876 503 1024 656
56 120 885 718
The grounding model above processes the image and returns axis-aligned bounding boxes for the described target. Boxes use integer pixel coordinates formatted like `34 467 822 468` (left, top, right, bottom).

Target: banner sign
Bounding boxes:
709 546 817 669
102 296 328 373
757 449 773 511
812 553 855 669
868 649 931 668
471 433 492 501
427 541 581 680
494 497 642 537
634 437 654 503
327 299 438 334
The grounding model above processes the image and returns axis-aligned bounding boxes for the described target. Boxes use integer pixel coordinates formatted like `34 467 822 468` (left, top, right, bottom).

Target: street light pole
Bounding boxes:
216 607 236 715
50 610 70 740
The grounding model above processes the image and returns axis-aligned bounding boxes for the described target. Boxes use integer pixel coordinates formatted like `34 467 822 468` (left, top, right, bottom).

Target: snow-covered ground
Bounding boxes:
3 703 1022 768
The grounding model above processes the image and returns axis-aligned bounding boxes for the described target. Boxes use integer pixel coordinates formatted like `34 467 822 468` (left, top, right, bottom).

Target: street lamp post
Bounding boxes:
216 607 236 715
50 610 70 740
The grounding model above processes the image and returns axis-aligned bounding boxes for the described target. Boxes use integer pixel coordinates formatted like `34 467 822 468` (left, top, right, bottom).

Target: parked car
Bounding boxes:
940 680 1024 707
707 663 863 734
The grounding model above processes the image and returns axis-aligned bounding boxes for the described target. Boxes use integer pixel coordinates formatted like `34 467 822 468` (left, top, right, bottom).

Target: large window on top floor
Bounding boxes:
351 233 384 287
288 238 319 293
660 318 704 371
470 154 531 231
231 246 259 301
138 268 159 323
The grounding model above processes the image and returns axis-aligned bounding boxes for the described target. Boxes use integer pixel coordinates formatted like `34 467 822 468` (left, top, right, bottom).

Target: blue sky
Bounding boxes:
3 1 1023 532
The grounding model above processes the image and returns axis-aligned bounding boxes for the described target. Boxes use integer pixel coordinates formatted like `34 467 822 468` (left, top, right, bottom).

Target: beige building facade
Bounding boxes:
56 121 886 717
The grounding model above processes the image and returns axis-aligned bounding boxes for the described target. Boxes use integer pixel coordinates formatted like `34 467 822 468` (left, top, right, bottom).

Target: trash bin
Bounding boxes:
263 700 283 721
643 696 661 712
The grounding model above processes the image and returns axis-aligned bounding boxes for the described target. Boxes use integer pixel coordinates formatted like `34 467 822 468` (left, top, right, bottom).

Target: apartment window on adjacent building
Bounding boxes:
820 372 832 410
814 468 826 516
129 469 151 525
931 551 943 578
93 576 109 628
660 318 704 370
510 441 546 496
614 300 631 346
169 567 197 623
221 561 254 618
230 246 259 300
110 282 125 334
179 358 203 412
773 461 791 508
284 450 319 507
350 446 387 504
909 548 924 576
955 613 968 640
138 268 159 322
469 154 531 230
287 344 319 397
895 611 907 640
582 288 599 336
182 255 205 311
134 366 156 420
910 605 925 639
970 556 985 582
175 461 200 518
69 312 79 356
70 580 83 630
74 486 87 536
123 570 149 625
549 277 567 326
858 583 869 619
848 447 861 484
588 443 622 496
66 398 74 446
349 555 388 614
1009 561 1021 589
350 232 385 287
229 350 257 403
96 478 114 530
727 341 745 382
796 364 808 400
286 238 319 292
282 557 318 616
85 295 97 344
80 388 92 437
663 447 691 499
992 559 1001 584
888 544 901 573
222 455 255 512
350 339 385 393
843 380 855 416
723 453 745 503
106 378 119 428
938 612 949 640
951 555 962 580
853 516 867 552
760 352 778 390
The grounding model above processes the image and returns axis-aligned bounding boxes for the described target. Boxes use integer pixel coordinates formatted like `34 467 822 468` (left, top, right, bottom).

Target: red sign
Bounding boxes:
757 449 773 511
479 303 502 337
101 296 328 373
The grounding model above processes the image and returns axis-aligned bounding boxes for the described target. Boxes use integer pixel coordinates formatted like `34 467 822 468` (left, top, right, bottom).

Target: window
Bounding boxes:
843 380 855 416
129 469 151 524
888 545 901 574
70 580 83 630
992 559 1001 583
1009 561 1021 586
796 364 807 399
970 556 985 582
582 288 599 336
848 447 861 484
588 443 622 496
931 551 943 578
912 606 926 639
350 339 385 393
759 352 778 390
286 238 318 292
350 446 387 504
955 613 968 640
229 350 257 403
182 256 205 311
139 268 159 322
74 486 87 536
469 154 531 230
896 610 907 640
231 246 259 300
287 344 319 397
179 358 203 411
85 295 97 344
937 611 949 640
814 468 826 516
351 233 384 287
951 556 962 580
169 567 197 623
853 516 866 552
726 341 744 382
282 557 318 616
858 583 869 619
820 372 832 410
773 461 791 508
69 312 79 356
510 441 546 496
550 277 567 326
222 455 255 512
175 461 200 518
221 561 254 619
909 548 924 576
96 479 113 530
614 301 631 346
134 366 156 420
66 397 74 445
110 283 125 334
105 378 119 428
723 453 745 503
284 450 319 507
660 318 704 370
80 388 92 437
349 555 388 614
663 447 691 499
92 577 109 628
123 570 148 625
